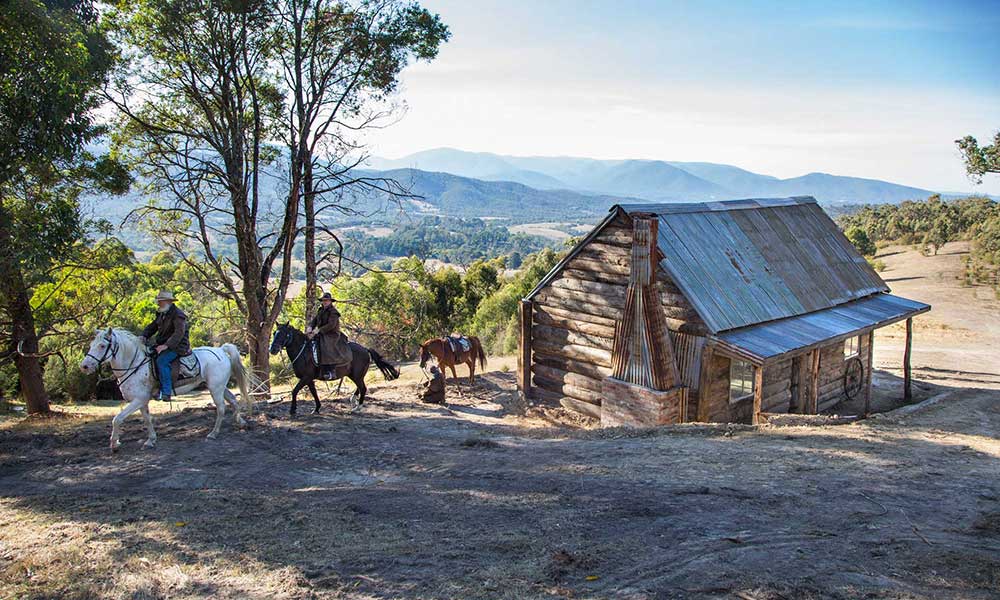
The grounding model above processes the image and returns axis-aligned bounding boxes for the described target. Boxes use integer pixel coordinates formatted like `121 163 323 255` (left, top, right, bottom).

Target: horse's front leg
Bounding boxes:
308 381 321 414
110 396 148 453
289 380 306 416
140 404 156 449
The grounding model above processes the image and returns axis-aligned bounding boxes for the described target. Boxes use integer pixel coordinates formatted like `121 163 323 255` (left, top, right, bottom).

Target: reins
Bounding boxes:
88 331 151 387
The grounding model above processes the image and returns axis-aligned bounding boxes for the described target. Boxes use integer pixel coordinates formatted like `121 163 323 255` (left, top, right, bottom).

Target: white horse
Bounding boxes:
80 328 253 452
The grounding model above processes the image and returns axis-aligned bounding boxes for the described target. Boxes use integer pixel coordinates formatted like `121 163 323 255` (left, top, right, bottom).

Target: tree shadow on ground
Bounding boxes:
1 373 999 599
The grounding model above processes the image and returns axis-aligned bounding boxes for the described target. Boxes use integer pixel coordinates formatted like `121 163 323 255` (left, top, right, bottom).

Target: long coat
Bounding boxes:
141 304 192 356
309 304 351 365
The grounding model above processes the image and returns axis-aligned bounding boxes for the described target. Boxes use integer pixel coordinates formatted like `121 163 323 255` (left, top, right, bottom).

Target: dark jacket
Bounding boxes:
142 304 191 356
420 370 445 404
309 304 350 365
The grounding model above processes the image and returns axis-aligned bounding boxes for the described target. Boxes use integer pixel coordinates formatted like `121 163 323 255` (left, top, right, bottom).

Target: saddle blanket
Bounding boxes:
447 335 471 354
178 354 200 378
150 352 200 383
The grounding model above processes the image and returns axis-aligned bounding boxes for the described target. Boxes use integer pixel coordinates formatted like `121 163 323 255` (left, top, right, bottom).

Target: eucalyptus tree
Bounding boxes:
108 0 292 387
276 0 449 320
0 0 127 413
956 131 1000 184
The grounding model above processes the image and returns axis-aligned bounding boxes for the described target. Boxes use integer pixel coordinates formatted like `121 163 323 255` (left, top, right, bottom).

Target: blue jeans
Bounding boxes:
155 349 178 396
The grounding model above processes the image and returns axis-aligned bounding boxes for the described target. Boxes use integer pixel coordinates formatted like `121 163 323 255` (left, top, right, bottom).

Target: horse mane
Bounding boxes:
112 328 142 346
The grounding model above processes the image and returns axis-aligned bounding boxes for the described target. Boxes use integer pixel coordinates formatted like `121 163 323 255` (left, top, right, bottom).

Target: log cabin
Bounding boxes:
516 197 930 427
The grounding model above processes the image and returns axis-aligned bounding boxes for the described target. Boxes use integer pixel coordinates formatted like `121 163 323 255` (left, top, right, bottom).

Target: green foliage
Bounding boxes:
468 248 561 353
0 0 113 184
339 217 549 268
844 226 876 257
839 195 1000 290
956 131 1000 184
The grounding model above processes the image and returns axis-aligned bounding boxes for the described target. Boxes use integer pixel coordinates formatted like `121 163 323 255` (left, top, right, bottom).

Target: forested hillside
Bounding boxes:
838 195 1000 289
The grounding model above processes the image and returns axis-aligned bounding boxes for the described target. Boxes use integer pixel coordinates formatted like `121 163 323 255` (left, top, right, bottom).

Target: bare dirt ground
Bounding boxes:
1 242 998 600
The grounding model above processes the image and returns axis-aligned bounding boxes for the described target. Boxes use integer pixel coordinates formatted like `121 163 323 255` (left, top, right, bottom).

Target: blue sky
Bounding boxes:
367 0 1000 194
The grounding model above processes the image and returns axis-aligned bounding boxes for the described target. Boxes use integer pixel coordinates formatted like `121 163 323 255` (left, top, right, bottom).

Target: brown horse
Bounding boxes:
419 336 487 384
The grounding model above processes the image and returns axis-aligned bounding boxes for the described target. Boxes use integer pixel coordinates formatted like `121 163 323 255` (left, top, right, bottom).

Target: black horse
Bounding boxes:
269 323 399 415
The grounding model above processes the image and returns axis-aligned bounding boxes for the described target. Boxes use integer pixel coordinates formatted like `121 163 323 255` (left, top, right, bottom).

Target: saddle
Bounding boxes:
446 334 471 355
149 350 201 386
309 337 352 380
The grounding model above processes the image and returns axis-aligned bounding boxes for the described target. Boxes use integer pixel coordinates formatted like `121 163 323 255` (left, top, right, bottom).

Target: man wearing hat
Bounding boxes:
141 290 192 402
305 292 351 379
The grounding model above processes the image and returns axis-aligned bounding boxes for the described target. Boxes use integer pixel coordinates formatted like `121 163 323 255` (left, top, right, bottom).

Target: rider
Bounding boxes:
141 290 192 402
306 292 350 379
419 365 446 405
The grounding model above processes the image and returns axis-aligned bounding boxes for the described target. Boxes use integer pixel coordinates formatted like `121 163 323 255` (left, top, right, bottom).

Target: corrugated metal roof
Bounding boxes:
713 293 930 363
628 197 888 332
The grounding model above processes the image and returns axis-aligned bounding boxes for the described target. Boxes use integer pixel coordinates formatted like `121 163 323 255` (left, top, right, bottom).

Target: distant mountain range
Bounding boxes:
367 148 939 205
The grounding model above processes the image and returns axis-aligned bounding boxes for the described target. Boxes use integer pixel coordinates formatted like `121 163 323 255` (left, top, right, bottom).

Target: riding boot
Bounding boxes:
322 366 335 380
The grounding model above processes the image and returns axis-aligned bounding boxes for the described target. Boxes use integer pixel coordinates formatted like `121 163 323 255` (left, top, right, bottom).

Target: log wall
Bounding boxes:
528 215 708 415
816 334 872 412
697 335 874 422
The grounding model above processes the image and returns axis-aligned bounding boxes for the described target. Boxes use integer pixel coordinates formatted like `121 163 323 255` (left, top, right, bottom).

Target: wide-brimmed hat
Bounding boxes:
319 292 334 302
155 290 176 302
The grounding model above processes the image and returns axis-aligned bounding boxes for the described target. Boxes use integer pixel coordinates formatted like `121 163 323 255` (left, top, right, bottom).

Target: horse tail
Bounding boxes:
368 348 399 381
473 336 487 369
222 343 255 406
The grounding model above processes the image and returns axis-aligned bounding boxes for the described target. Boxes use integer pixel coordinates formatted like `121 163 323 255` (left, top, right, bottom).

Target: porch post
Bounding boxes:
808 349 820 414
518 300 533 401
751 364 764 425
903 317 913 402
863 330 874 417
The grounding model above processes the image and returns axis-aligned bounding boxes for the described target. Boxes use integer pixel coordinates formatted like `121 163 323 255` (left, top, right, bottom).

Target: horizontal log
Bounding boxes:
533 310 617 339
533 324 613 351
665 318 710 336
654 275 683 295
532 363 604 393
533 352 613 380
595 229 632 247
560 396 602 419
533 304 617 329
535 289 622 320
586 241 631 258
533 375 604 405
577 248 630 269
661 305 702 321
561 267 628 287
761 379 791 399
532 340 612 368
565 256 630 276
659 290 691 307
550 276 626 299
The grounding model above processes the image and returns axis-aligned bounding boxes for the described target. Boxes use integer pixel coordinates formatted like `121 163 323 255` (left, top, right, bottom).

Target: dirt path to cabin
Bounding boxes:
1 372 998 599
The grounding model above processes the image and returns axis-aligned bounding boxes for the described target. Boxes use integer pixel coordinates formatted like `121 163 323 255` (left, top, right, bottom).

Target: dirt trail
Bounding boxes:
872 241 1000 392
1 375 998 599
1 241 999 599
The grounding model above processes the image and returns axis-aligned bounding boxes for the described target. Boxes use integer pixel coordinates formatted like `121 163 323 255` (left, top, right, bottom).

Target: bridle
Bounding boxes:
273 326 309 366
85 332 118 366
86 330 150 386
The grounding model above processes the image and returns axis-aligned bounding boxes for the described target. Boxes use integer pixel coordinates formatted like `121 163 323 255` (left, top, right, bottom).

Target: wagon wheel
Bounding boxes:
842 356 864 401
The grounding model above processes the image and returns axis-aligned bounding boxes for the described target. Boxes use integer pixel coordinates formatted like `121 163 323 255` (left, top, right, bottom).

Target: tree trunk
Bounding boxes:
304 156 317 322
0 203 50 414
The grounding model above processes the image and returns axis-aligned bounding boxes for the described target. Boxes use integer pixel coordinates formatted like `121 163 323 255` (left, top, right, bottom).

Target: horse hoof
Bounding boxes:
311 408 320 415
206 432 218 440
142 440 156 449
236 417 247 427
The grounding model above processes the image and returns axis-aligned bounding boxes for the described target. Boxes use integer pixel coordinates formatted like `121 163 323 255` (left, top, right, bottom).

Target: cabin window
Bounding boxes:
844 335 860 359
729 360 755 403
